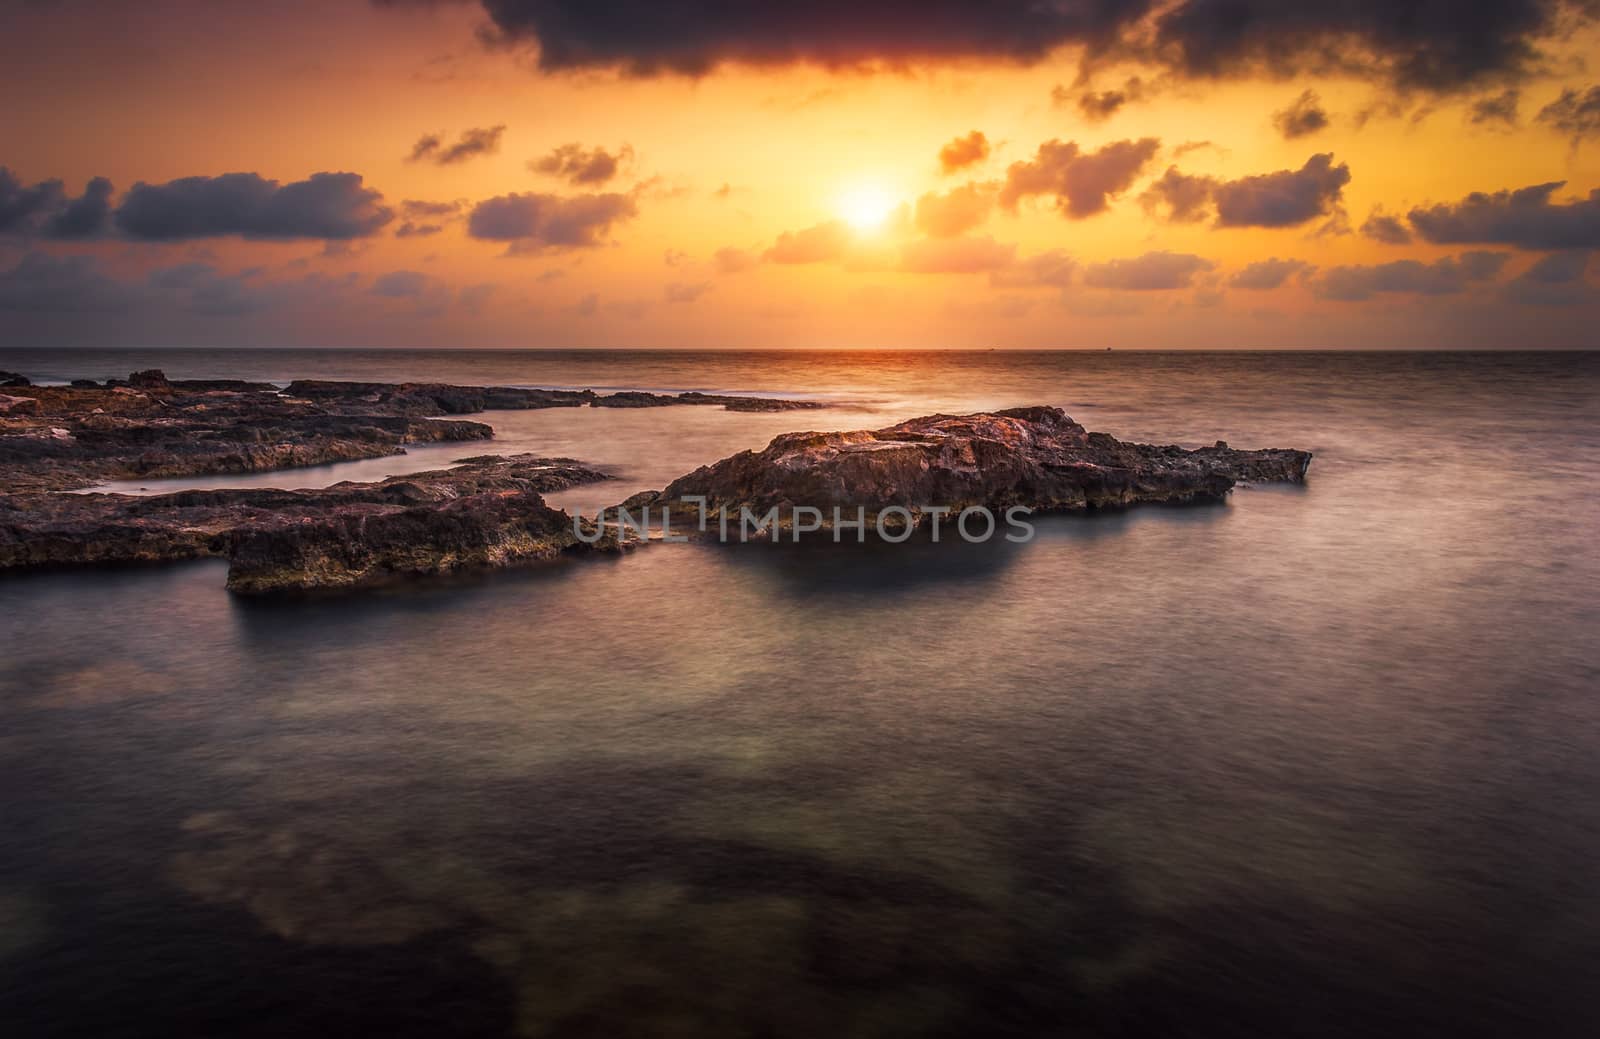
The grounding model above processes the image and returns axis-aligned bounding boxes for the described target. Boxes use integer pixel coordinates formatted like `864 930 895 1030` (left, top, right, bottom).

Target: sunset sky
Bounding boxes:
3 0 1599 349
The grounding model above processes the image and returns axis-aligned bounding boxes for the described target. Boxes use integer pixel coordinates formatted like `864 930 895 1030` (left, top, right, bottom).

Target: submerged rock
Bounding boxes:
648 406 1310 528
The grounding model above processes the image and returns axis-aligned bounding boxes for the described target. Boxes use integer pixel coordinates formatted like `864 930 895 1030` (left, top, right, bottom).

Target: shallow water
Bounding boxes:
2 349 1598 1037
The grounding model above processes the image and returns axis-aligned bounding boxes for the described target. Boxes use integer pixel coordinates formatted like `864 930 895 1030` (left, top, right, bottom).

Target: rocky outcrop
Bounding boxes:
0 455 619 590
0 370 31 387
591 390 827 411
285 381 827 414
646 406 1310 529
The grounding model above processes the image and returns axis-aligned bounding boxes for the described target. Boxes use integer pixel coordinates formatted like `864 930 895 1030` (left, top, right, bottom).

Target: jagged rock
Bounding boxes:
0 370 30 387
0 456 619 590
0 394 39 415
648 406 1310 529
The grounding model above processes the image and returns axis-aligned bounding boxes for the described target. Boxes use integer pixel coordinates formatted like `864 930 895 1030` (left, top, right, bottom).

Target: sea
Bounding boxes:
1 348 1597 1037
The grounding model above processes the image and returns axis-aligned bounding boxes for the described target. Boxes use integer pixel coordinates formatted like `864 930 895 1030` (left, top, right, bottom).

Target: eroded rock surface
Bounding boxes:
0 455 618 590
645 406 1310 526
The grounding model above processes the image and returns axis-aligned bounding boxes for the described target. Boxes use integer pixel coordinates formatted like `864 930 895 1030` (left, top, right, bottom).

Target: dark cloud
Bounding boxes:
1536 86 1600 141
1083 251 1215 290
1469 89 1520 127
466 190 638 250
0 169 113 239
1360 207 1412 244
45 177 114 239
1140 154 1350 229
114 172 393 240
0 251 138 312
1230 257 1314 289
999 137 1160 218
989 249 1076 288
1408 182 1600 250
530 143 634 185
1142 0 1593 91
1067 77 1146 122
408 125 506 165
764 220 850 264
1273 90 1329 139
1314 252 1509 300
0 167 65 235
1503 250 1594 304
899 235 1015 274
1212 153 1350 228
913 182 995 237
938 131 990 174
450 0 1148 75
386 2 1593 90
1139 166 1215 223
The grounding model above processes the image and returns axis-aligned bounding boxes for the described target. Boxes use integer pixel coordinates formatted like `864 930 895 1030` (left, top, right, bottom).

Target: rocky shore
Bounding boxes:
0 374 1311 592
0 370 830 494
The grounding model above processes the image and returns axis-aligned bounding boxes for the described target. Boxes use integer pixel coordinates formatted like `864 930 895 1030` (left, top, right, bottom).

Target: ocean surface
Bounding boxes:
1 348 1598 1038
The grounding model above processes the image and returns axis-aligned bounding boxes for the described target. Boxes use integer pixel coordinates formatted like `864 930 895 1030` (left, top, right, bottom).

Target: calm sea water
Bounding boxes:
2 349 1598 1038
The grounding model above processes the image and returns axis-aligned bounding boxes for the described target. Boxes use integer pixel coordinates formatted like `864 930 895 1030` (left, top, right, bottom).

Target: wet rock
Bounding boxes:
0 455 619 589
0 371 30 387
651 406 1311 529
592 390 827 411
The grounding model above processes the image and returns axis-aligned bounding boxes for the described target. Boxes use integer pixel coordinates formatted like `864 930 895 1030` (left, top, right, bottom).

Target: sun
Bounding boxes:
837 184 897 233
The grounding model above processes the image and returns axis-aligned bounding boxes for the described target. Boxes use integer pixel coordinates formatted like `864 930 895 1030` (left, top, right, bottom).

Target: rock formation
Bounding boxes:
0 456 620 591
644 406 1310 528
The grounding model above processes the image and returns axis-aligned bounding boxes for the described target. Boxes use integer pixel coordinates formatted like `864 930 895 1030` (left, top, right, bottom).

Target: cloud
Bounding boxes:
114 172 393 240
1536 86 1600 142
1273 90 1329 139
1083 251 1216 290
1407 182 1600 250
1067 77 1146 122
713 246 758 273
999 137 1160 218
899 235 1016 274
664 280 712 302
371 270 434 298
0 252 139 312
1230 258 1314 289
389 2 1593 91
989 249 1076 288
466 190 638 250
1212 153 1350 228
1469 89 1520 127
530 143 635 185
913 182 995 237
1140 154 1350 229
408 125 506 165
1139 0 1593 91
1313 252 1509 300
0 169 113 239
938 131 990 174
1503 250 1594 304
1360 207 1412 244
1139 166 1216 223
764 220 851 264
394 198 463 238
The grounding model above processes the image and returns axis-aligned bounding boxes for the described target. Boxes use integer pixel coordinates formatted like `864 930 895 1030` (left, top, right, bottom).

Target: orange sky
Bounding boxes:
2 0 1599 348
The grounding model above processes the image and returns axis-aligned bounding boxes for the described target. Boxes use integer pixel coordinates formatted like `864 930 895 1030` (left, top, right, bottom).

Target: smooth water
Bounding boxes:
2 349 1598 1037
